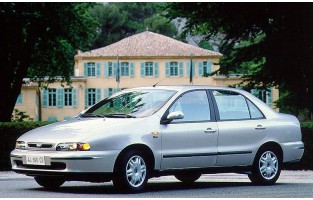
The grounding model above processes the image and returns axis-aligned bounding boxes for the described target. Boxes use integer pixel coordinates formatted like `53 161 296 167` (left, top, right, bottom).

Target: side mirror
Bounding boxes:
167 111 184 120
161 111 184 124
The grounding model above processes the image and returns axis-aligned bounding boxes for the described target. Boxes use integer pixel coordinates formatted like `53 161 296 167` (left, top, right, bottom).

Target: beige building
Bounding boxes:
14 31 278 121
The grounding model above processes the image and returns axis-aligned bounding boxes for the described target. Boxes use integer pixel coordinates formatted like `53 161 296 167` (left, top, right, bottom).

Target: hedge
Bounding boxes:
0 121 312 171
0 121 53 170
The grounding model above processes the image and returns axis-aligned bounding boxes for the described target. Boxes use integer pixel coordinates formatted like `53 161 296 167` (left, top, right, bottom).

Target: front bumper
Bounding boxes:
10 149 120 176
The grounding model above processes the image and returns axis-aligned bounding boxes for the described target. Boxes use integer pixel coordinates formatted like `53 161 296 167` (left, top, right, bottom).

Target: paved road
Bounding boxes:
0 170 312 198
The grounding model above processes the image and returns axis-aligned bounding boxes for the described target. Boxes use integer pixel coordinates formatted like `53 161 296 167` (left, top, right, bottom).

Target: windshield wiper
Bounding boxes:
81 113 106 118
103 113 136 118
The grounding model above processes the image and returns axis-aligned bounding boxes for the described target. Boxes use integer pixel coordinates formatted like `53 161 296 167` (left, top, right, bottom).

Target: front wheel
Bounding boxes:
113 150 149 193
248 147 282 185
34 176 65 189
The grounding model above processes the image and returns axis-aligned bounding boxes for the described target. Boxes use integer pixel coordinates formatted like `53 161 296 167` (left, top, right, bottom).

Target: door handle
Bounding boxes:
204 128 217 133
255 125 266 130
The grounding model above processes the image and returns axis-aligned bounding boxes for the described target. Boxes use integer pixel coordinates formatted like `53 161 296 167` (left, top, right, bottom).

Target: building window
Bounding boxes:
48 89 56 106
251 88 273 106
87 62 96 76
203 61 210 75
88 89 96 106
64 89 72 106
170 62 178 76
121 62 129 76
108 62 113 77
145 62 154 76
251 89 267 103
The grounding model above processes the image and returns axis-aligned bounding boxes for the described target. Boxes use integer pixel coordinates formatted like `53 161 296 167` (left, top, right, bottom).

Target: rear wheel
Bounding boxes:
34 176 65 189
175 172 201 183
113 150 149 193
248 147 282 185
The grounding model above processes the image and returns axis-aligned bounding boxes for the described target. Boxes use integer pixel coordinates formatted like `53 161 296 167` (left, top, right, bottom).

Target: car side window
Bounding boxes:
169 90 211 122
213 90 250 120
247 99 264 119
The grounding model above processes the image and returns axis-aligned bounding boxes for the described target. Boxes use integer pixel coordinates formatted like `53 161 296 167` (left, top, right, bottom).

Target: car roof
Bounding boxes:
131 85 239 92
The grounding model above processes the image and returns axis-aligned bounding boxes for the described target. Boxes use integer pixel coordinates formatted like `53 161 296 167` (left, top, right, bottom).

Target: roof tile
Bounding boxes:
77 31 222 58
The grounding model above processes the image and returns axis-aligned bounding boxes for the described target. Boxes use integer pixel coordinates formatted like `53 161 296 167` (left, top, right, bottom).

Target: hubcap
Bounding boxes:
126 155 146 187
259 151 279 180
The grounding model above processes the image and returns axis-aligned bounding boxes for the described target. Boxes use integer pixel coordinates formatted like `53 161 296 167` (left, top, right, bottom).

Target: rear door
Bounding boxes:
160 90 218 170
210 90 268 167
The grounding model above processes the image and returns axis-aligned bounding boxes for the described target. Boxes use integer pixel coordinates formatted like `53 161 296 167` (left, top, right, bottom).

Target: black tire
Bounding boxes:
248 146 282 185
34 176 65 189
175 172 201 184
113 150 149 193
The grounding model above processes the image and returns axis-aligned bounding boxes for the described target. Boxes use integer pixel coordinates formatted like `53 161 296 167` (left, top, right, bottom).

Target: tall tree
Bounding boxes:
165 3 313 116
0 3 98 122
90 2 178 49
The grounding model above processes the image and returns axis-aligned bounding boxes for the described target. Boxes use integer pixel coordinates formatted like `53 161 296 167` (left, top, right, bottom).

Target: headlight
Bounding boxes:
56 142 91 151
15 141 26 149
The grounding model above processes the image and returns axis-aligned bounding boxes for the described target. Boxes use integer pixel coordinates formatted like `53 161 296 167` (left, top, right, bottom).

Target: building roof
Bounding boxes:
76 31 222 58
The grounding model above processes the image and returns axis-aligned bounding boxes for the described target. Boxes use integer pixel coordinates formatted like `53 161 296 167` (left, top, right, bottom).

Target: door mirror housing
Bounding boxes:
161 111 184 124
167 111 184 120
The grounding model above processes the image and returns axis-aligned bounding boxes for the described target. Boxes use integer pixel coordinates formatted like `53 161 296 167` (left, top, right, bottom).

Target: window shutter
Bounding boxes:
104 62 109 77
43 89 48 108
130 62 135 77
113 62 117 77
48 117 57 122
57 88 64 108
96 62 101 77
251 89 259 97
267 87 273 106
140 62 145 77
165 62 170 77
84 63 87 76
179 62 184 77
85 89 88 107
72 88 77 107
198 61 203 76
154 62 159 77
104 88 110 98
96 88 101 103
207 61 213 74
186 61 190 77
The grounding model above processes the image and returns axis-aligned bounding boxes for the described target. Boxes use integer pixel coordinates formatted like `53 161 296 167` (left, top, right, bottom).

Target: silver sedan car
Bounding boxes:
10 86 304 193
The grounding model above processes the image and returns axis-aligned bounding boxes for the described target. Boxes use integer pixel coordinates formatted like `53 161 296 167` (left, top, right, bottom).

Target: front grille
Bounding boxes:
15 160 66 170
27 142 55 150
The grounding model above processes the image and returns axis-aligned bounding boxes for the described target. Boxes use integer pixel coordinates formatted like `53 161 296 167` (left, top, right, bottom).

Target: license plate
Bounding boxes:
24 155 46 165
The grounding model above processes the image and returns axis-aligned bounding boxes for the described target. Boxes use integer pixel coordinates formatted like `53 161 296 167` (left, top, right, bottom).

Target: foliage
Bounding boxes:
0 3 98 121
198 40 214 51
90 2 178 49
0 121 53 170
11 109 30 122
165 3 313 117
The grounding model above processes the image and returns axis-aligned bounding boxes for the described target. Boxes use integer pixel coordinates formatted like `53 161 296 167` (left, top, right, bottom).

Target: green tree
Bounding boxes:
165 3 313 117
0 3 98 122
90 2 178 49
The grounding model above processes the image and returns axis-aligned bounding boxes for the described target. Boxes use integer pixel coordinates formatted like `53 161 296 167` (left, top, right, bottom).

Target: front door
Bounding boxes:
160 90 218 170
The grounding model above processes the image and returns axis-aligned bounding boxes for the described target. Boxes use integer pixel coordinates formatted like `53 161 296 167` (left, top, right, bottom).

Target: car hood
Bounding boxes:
17 117 147 143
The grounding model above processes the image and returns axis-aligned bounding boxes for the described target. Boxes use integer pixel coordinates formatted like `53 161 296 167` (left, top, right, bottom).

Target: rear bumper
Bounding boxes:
280 141 304 163
10 149 120 175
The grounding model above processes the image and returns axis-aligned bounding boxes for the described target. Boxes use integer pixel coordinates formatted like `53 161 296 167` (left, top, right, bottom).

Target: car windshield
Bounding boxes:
82 89 176 118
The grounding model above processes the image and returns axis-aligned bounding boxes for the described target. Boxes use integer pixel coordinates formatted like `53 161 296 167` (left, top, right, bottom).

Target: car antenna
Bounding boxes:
153 77 168 87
